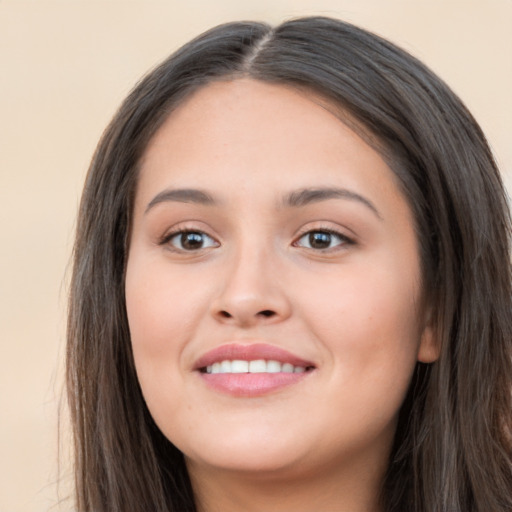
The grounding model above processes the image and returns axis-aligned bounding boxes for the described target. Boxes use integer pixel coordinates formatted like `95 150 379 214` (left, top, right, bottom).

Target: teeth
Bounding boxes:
248 359 266 373
220 360 231 373
282 363 294 373
205 359 309 375
231 360 249 373
267 360 282 373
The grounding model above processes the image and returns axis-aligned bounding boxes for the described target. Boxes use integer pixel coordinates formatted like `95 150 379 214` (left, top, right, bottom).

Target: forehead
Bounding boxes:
136 79 405 212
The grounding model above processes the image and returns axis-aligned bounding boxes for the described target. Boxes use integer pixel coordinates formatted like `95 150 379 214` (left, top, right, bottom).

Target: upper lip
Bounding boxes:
194 343 315 370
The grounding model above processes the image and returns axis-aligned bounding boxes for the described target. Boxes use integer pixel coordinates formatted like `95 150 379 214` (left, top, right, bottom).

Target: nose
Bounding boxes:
210 245 292 328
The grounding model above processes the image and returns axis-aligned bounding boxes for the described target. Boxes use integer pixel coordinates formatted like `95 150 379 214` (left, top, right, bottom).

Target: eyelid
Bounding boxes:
292 225 356 251
159 223 220 252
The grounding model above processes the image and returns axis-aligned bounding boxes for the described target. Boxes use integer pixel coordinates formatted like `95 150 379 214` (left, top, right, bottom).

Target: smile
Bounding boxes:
195 343 316 397
204 359 308 374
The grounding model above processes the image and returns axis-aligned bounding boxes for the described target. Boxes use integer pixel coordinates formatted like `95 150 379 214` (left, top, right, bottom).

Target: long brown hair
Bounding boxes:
67 17 512 511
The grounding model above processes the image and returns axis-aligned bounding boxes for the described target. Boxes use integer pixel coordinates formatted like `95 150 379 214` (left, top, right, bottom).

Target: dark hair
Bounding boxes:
67 16 512 512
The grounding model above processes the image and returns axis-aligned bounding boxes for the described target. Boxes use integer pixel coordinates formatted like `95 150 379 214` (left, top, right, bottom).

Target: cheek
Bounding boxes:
124 255 202 430
304 257 420 333
125 255 206 356
298 255 422 390
124 254 210 420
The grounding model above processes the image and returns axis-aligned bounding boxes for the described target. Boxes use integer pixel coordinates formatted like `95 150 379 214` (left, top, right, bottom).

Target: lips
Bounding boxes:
194 343 314 370
194 343 315 397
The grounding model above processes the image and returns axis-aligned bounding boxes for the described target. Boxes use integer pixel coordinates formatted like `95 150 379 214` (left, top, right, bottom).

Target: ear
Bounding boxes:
417 311 440 363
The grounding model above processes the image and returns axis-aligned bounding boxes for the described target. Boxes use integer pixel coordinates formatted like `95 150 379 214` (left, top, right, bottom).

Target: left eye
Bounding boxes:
295 230 350 250
166 231 218 251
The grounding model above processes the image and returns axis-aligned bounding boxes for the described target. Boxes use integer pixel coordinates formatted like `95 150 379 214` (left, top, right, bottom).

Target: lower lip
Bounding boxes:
199 371 310 397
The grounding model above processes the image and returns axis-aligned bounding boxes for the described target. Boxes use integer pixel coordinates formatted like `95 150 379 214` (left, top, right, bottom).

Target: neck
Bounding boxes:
186 452 387 512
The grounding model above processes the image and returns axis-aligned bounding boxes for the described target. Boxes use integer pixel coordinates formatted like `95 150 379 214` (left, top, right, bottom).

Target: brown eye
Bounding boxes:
295 230 352 250
167 231 218 251
308 232 332 249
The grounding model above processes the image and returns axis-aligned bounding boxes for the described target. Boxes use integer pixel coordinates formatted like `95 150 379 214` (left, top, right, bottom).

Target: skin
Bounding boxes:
125 79 438 512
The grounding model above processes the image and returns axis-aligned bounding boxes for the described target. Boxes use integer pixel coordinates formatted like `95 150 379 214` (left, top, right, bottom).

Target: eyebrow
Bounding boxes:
284 187 382 218
145 186 381 219
145 188 216 213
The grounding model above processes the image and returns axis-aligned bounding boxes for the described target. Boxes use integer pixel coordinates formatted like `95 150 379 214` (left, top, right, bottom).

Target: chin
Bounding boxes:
177 426 311 476
185 450 309 481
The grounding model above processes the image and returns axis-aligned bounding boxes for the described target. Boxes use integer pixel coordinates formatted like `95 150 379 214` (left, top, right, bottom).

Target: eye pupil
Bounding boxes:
181 232 204 250
309 232 331 249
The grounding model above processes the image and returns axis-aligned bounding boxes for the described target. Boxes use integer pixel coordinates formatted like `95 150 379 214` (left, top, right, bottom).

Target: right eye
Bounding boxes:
164 230 219 251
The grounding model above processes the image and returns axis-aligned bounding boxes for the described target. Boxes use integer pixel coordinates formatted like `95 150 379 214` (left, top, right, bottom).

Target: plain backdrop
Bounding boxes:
0 1 510 511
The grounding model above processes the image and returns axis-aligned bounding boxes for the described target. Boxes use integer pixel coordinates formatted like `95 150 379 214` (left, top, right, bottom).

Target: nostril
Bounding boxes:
215 309 278 322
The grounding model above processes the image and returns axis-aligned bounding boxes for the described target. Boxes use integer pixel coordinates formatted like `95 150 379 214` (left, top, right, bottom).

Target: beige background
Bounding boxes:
0 1 510 511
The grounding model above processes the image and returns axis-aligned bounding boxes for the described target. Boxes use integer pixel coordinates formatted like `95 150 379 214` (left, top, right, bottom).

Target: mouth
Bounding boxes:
194 343 316 397
201 359 314 374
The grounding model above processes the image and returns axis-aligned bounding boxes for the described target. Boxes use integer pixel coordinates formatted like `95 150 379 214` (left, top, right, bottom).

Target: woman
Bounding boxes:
67 16 512 512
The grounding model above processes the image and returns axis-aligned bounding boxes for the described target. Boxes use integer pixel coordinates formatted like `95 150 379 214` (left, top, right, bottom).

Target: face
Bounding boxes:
125 79 437 483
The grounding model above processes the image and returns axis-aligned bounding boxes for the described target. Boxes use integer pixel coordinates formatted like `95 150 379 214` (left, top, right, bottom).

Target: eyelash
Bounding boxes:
293 227 355 251
159 227 355 253
159 228 219 252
